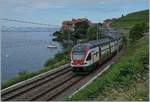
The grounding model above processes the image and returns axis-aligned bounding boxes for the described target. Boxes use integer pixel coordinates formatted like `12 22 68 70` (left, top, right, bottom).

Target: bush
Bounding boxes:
87 24 97 40
129 22 148 43
44 51 69 67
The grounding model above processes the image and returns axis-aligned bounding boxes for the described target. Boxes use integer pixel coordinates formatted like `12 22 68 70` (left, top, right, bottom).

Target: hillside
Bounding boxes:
111 10 149 28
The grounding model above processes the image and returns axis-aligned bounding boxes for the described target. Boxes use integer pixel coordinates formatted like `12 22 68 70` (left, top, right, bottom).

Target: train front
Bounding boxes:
70 44 92 73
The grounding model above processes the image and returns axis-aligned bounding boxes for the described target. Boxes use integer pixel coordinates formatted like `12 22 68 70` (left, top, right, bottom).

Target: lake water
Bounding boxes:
1 31 63 83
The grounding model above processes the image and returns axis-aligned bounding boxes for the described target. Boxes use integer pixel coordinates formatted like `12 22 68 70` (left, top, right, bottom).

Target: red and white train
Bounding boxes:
70 37 123 74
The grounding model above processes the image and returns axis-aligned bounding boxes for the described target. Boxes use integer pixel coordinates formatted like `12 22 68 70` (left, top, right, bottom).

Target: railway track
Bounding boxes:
1 61 113 101
1 58 120 101
1 65 81 101
32 75 83 101
2 47 123 101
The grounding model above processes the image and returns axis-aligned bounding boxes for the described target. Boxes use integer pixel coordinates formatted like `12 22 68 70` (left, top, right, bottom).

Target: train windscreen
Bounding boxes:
72 51 84 60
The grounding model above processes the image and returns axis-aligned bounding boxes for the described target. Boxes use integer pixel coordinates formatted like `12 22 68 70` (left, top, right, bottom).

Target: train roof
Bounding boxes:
89 38 110 47
73 36 122 51
73 38 111 50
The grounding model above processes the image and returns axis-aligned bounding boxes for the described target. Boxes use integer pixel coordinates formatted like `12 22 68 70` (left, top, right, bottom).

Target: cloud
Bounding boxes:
0 0 67 14
0 0 148 18
0 0 148 26
1 0 148 14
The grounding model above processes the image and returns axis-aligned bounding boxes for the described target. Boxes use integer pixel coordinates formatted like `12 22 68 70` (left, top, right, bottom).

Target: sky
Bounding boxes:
0 0 149 27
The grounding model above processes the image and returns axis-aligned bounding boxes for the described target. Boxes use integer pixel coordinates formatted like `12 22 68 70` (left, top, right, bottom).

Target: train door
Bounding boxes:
91 47 99 64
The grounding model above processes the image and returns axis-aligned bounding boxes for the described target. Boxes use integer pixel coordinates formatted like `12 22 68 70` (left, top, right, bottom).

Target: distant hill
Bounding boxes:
111 9 149 28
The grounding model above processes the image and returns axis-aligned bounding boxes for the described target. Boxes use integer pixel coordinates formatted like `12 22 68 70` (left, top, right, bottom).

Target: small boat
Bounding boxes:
47 45 57 48
47 42 57 48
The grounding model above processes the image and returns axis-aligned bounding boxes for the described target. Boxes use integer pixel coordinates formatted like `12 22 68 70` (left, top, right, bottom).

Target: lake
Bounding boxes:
1 31 63 83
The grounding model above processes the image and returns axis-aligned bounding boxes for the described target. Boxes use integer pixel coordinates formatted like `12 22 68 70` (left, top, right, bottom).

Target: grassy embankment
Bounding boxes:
111 10 149 28
2 48 71 89
67 35 149 101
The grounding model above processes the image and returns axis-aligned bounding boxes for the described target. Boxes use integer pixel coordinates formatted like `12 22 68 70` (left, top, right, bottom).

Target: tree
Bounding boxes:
61 29 71 40
87 24 97 40
52 30 71 42
129 22 148 42
71 21 89 44
53 31 61 36
74 21 89 36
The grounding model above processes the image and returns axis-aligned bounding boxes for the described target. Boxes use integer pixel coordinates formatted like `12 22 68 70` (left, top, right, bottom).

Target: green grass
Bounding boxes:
67 36 149 101
1 50 70 89
111 10 149 28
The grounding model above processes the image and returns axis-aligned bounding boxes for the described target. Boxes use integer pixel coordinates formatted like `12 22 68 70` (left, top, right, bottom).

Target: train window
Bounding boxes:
86 53 91 61
73 52 84 60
